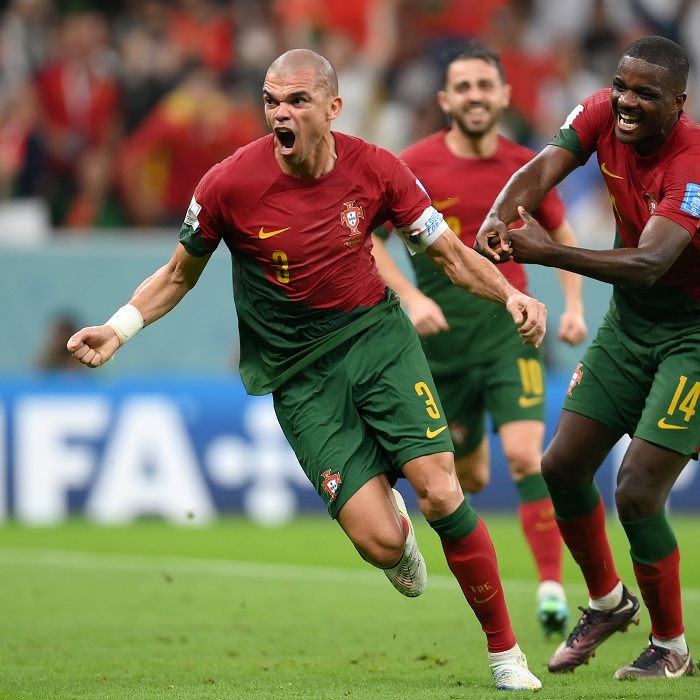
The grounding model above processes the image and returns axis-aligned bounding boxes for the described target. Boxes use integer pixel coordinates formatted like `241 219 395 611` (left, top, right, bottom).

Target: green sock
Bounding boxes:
548 481 601 520
428 499 478 541
515 473 550 503
621 509 678 564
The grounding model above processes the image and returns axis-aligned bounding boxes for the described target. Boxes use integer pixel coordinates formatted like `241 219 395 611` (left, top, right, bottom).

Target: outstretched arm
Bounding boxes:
508 207 691 286
475 145 582 262
425 228 547 347
371 232 449 336
67 243 211 367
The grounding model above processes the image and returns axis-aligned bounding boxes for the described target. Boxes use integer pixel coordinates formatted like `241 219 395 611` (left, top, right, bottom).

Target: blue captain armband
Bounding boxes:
395 206 448 254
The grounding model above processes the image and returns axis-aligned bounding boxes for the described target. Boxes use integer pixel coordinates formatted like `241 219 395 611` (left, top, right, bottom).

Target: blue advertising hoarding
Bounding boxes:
0 372 697 524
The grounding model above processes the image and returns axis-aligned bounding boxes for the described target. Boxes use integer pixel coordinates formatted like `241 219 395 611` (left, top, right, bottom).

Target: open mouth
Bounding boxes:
617 111 641 132
275 127 296 154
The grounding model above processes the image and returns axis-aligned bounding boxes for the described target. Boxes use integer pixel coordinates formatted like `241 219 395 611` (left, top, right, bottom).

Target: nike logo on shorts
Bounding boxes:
426 425 447 439
518 395 544 408
657 417 688 430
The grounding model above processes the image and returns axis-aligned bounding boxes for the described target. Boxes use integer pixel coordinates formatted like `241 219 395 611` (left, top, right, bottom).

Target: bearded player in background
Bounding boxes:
373 41 587 637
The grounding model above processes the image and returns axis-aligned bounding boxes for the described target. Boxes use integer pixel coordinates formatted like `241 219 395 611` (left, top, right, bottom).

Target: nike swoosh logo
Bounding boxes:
432 197 460 211
426 425 448 439
601 162 624 179
258 226 291 239
473 589 499 604
657 417 688 430
664 657 692 678
615 598 636 614
518 396 544 408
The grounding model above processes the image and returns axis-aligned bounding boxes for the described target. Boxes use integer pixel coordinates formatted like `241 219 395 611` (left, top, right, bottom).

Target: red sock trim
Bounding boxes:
441 516 516 652
556 498 618 598
519 497 562 583
633 549 683 639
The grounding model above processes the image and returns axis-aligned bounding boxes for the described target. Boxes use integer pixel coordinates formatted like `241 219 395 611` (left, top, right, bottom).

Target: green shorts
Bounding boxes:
563 311 700 456
272 306 454 518
433 336 545 458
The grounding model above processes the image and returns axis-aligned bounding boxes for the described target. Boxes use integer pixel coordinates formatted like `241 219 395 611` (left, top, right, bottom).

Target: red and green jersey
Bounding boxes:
378 130 565 375
179 132 434 394
551 89 700 333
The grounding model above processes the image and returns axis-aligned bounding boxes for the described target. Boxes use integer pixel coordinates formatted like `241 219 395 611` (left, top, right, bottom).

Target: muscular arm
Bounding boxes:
371 232 449 336
129 243 210 323
425 227 547 347
511 207 692 287
67 244 211 367
476 145 583 260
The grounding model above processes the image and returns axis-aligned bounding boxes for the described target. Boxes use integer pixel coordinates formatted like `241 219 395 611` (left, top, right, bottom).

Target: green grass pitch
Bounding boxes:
1 513 698 699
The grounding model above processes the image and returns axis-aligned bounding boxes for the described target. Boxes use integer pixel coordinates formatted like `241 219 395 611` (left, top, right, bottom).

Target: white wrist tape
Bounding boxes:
106 304 144 346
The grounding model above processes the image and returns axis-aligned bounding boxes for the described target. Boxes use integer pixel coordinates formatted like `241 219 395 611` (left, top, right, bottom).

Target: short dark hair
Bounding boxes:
622 35 689 92
440 41 507 88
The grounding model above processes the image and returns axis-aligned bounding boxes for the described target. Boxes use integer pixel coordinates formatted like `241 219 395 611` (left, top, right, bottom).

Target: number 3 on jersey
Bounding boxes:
272 250 289 284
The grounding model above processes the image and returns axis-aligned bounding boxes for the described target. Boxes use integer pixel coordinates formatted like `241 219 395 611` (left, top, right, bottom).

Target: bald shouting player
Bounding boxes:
68 48 546 690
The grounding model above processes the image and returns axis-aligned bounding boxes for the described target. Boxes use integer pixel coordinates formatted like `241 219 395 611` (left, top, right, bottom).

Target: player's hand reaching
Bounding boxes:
505 207 557 264
67 326 120 367
505 293 547 347
404 291 450 336
558 309 588 346
474 214 513 263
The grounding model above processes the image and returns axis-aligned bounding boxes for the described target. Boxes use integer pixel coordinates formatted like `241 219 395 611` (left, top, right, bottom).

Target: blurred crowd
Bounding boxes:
0 0 698 237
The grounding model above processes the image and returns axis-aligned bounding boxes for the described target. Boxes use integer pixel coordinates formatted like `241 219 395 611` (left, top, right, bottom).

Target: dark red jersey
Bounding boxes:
376 130 565 373
398 130 565 294
179 132 435 394
552 89 700 329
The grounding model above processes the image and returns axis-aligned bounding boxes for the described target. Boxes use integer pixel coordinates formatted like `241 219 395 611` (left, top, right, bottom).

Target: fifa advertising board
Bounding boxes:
0 373 697 524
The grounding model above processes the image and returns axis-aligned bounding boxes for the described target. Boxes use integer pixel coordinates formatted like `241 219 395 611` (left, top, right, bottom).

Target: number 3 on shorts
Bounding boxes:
415 381 441 419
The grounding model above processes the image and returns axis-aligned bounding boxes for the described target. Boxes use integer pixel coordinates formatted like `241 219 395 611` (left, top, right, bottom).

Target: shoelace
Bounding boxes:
565 606 601 646
629 645 670 670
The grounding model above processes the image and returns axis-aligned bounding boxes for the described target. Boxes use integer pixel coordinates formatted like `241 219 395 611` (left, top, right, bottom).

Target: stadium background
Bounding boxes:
1 0 699 524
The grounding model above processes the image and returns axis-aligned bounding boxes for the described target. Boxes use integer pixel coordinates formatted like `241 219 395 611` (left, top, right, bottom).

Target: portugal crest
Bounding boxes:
567 363 583 396
321 469 342 502
340 200 364 248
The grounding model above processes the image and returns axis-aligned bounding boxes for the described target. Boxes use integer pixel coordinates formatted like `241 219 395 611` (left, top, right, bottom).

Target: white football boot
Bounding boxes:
383 488 427 597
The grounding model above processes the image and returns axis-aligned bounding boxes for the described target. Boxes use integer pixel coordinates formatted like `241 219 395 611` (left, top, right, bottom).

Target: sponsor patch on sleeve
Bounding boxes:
184 195 202 230
680 183 700 216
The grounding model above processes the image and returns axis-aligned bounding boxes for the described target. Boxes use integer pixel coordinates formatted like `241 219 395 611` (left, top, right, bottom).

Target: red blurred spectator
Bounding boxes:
482 1 557 139
115 0 186 132
33 11 122 222
0 80 40 198
408 0 512 43
64 146 127 229
167 0 235 76
116 64 264 227
274 0 394 53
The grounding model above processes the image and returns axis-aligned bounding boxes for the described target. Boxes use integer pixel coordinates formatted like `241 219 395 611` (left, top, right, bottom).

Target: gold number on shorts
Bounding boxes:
517 358 544 395
667 375 700 422
272 251 290 284
415 381 441 419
